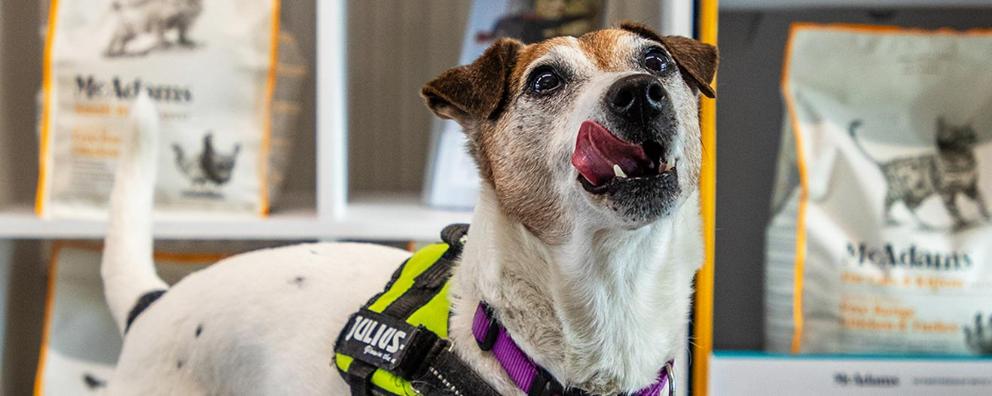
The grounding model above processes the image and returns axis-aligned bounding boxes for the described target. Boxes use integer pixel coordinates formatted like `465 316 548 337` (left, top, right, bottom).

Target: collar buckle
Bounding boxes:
663 361 675 396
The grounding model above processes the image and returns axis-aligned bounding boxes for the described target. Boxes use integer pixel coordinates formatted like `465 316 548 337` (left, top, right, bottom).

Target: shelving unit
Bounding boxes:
0 1 472 244
0 196 471 241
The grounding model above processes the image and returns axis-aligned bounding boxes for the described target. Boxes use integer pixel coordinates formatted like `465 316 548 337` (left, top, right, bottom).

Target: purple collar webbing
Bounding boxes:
471 303 673 396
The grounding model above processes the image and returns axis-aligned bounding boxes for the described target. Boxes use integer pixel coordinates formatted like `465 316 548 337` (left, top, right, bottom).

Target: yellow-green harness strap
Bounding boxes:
332 224 497 396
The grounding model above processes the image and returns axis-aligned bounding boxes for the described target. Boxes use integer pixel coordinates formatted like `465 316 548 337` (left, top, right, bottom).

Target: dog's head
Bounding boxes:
423 23 717 243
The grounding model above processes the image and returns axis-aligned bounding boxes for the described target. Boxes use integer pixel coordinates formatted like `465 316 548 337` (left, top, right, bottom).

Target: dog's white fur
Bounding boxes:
103 30 705 395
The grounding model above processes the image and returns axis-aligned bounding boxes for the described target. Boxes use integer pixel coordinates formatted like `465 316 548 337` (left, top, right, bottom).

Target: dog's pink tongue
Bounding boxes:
571 120 651 187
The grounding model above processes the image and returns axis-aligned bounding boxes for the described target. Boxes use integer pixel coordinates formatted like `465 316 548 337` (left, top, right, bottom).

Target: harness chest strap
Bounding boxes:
333 224 499 396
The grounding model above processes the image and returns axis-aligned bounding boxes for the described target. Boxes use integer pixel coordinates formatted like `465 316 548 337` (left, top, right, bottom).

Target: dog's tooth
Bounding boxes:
613 164 627 178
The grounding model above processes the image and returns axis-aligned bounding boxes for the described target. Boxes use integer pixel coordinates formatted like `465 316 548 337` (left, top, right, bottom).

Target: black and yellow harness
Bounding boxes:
333 224 674 396
333 224 499 396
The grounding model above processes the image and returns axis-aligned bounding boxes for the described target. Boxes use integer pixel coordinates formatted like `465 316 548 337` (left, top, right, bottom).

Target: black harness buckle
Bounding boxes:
475 303 500 351
529 367 566 396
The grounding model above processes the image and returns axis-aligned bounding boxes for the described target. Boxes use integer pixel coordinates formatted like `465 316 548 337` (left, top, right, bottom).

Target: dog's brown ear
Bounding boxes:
660 36 718 98
421 38 523 125
619 22 718 98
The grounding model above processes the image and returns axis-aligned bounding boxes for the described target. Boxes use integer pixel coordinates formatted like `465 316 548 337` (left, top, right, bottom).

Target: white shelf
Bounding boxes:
340 193 473 241
721 0 992 9
709 351 992 395
0 193 471 241
0 204 323 240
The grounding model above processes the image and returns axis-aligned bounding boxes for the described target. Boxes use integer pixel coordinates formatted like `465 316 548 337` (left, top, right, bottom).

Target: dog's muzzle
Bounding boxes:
607 74 667 130
571 121 673 192
570 74 679 195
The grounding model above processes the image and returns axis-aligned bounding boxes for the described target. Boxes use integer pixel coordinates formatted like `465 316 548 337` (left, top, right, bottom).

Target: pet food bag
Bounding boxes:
766 24 992 355
37 0 306 218
35 242 222 395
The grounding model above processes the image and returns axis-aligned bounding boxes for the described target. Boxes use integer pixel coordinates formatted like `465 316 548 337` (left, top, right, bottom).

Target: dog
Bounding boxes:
105 0 203 58
171 133 241 186
850 118 989 229
101 23 716 395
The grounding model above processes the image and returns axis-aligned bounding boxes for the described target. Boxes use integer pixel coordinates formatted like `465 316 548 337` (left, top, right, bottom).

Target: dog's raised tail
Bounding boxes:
102 93 168 335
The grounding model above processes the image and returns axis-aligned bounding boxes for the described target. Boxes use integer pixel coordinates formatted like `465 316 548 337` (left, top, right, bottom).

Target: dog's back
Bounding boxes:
107 243 406 395
102 95 409 395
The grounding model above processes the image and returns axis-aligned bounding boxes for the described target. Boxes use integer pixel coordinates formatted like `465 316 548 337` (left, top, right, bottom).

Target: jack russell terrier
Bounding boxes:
100 23 717 395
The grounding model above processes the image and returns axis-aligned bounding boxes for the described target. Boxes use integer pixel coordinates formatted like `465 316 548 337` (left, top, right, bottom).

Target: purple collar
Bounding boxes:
472 303 674 396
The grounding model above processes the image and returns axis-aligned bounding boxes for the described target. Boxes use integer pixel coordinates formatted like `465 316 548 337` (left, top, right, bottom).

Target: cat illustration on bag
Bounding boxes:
104 0 203 58
172 133 240 187
849 118 989 230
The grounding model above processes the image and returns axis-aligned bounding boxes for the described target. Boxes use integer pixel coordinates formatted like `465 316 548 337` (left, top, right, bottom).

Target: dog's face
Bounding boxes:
423 24 717 243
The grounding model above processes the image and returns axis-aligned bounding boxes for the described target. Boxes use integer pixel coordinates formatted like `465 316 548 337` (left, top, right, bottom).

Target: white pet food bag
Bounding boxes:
35 242 219 396
766 24 992 355
37 0 304 218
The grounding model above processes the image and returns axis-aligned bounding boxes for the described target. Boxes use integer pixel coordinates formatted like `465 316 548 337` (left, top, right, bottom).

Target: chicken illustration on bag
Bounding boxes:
172 133 240 187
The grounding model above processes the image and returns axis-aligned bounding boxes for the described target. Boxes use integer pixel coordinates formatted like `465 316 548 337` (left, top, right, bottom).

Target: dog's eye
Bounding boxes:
643 48 671 74
528 67 563 95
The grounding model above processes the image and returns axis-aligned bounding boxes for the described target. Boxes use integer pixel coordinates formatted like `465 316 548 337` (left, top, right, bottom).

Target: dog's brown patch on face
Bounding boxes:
620 22 718 98
422 38 522 123
577 30 636 72
508 36 573 91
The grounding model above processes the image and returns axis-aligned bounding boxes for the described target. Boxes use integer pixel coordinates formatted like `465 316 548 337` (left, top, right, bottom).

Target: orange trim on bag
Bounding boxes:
152 250 229 264
692 0 718 394
50 241 231 263
34 241 63 396
781 23 809 355
35 0 61 217
258 0 282 216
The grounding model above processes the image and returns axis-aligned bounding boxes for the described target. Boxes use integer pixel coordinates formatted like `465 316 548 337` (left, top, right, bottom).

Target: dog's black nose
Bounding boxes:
607 74 665 125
